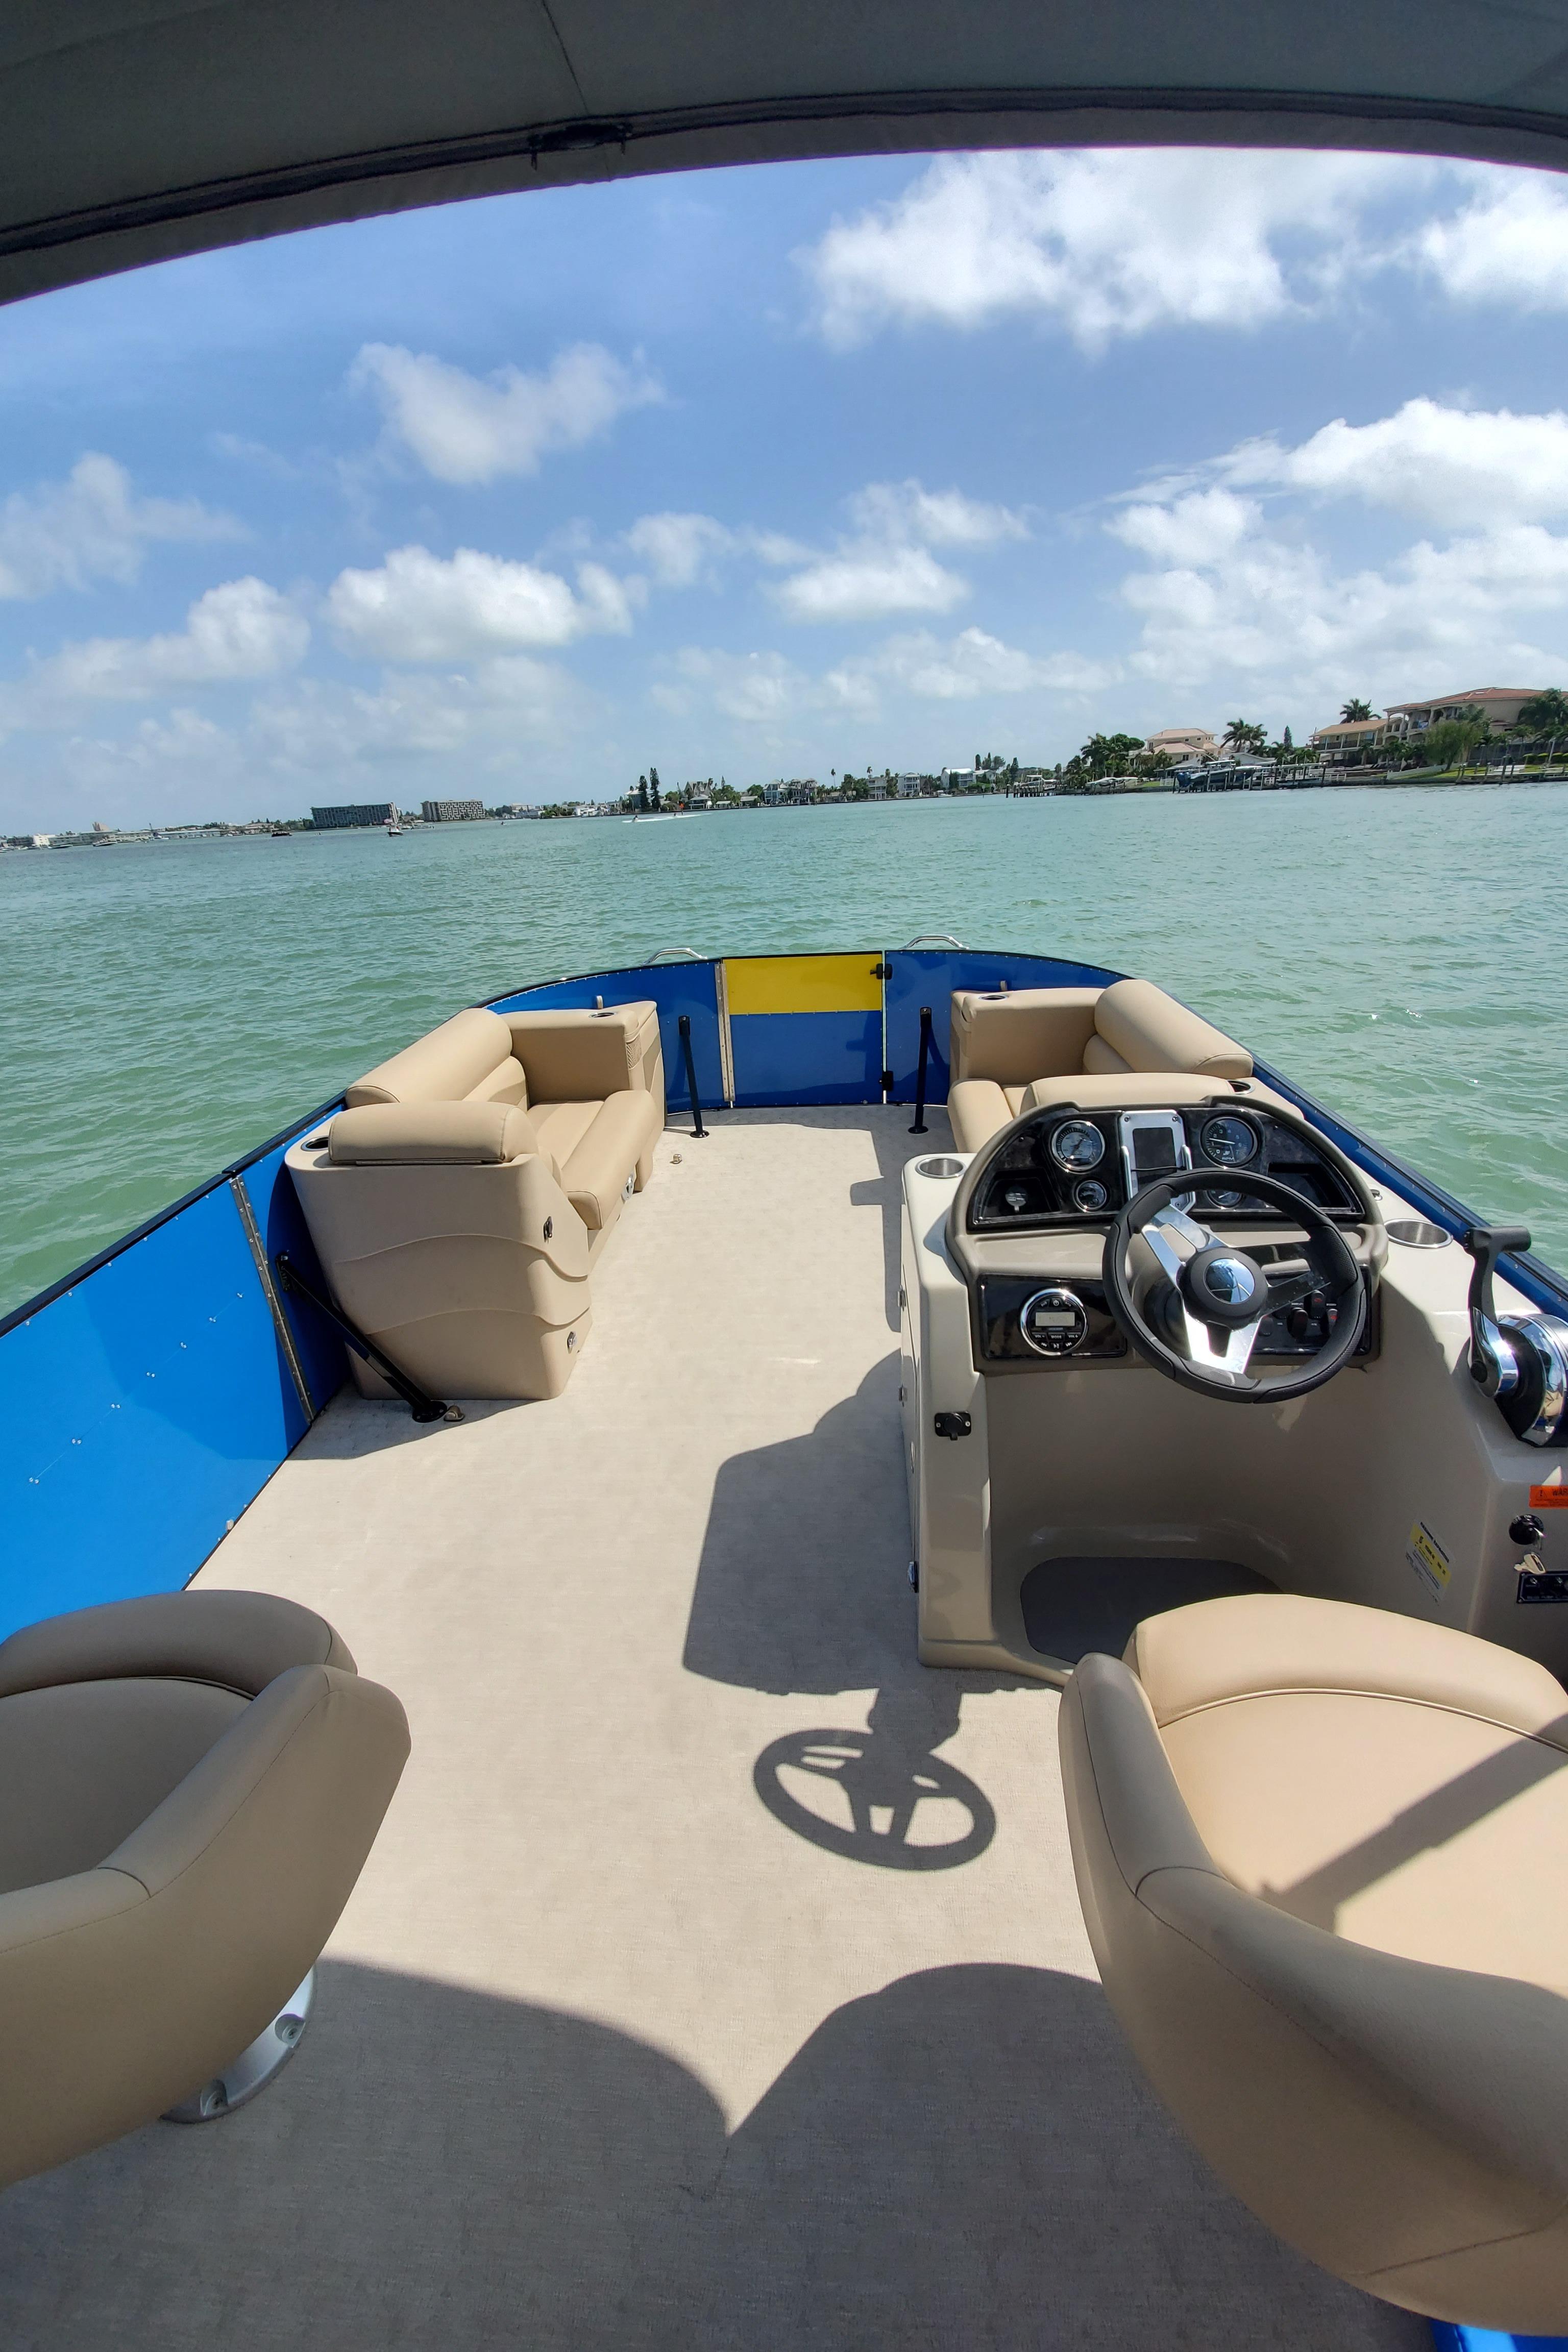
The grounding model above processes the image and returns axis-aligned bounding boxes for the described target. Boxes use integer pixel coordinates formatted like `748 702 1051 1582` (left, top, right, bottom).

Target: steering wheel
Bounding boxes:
1102 1169 1368 1401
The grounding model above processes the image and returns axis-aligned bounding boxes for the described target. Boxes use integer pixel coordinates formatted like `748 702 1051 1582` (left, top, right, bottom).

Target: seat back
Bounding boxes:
948 988 1102 1086
1061 1643 1568 2333
345 1007 523 1108
1090 977 1252 1081
288 1104 593 1400
949 979 1251 1094
0 1591 408 2190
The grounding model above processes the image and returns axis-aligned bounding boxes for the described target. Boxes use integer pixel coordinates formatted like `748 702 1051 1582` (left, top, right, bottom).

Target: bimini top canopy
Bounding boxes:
6 0 1568 306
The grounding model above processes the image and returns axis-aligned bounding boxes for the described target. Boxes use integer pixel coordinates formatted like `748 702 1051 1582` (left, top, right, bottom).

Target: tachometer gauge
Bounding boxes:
1049 1119 1105 1172
1199 1113 1259 1167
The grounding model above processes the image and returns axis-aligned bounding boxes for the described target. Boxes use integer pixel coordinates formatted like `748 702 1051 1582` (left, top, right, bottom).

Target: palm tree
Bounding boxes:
1340 698 1374 723
1222 719 1268 756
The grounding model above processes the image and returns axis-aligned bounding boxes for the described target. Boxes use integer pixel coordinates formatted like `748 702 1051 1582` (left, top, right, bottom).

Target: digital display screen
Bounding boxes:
1132 1128 1179 1178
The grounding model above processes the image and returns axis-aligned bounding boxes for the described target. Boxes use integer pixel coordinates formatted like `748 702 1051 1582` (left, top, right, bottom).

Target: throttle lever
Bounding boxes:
1462 1224 1532 1398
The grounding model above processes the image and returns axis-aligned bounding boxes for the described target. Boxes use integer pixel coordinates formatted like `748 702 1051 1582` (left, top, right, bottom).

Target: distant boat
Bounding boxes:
385 819 405 836
631 813 678 823
270 826 290 838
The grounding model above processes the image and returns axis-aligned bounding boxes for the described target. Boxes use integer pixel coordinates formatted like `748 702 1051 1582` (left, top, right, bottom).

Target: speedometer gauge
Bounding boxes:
1199 1114 1259 1167
1049 1119 1105 1172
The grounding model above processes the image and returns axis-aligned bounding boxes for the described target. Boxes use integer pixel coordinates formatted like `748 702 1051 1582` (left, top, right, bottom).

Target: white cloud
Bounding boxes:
775 544 968 624
352 341 661 485
0 454 237 600
253 655 581 772
771 475 1023 623
801 150 1411 350
1107 489 1568 704
845 480 1027 547
624 511 735 587
326 544 637 660
662 625 1113 728
656 646 809 725
1217 398 1568 530
832 628 1115 705
0 579 308 739
1413 172 1568 310
1111 487 1259 567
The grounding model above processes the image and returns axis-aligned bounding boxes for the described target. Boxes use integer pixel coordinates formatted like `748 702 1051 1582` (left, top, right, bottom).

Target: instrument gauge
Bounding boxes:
1073 1178 1109 1212
1206 1187 1247 1211
1049 1119 1105 1172
1200 1113 1259 1168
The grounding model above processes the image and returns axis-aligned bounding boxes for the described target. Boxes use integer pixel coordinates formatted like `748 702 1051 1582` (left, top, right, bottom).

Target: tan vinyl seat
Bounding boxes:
0 1588 408 2188
290 998 667 1400
1060 1592 1568 2334
947 977 1254 1153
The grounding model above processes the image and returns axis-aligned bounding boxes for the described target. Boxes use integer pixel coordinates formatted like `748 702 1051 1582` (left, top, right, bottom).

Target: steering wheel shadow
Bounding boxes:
752 1685 996 1871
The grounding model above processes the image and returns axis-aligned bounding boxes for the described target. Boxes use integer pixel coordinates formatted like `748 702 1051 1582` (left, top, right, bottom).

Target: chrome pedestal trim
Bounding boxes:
162 1968 314 2125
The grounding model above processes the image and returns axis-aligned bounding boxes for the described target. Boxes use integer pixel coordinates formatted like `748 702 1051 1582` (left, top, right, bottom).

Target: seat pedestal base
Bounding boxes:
162 1969 314 2124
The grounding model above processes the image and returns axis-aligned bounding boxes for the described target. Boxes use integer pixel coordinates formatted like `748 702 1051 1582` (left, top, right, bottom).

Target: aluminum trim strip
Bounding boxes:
227 1173 316 1425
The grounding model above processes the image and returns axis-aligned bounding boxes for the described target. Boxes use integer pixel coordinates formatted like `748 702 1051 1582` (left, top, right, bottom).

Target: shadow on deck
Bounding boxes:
0 1956 1420 2350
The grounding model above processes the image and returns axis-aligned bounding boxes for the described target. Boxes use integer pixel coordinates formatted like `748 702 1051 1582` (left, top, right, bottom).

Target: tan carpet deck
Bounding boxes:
0 1110 1422 2348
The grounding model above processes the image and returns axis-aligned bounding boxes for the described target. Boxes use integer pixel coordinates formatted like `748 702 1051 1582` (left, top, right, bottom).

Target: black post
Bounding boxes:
274 1253 454 1424
909 1005 933 1134
678 1014 708 1138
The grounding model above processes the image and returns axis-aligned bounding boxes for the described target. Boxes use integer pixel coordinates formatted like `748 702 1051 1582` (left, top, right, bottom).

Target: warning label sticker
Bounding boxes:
1530 1483 1568 1510
1406 1521 1452 1603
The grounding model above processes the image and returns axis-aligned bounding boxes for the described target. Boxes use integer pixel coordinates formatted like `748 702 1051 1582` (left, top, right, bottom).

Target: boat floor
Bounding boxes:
0 1110 1422 2348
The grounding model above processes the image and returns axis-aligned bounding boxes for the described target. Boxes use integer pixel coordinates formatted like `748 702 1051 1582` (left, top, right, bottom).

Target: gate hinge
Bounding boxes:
933 1410 972 1440
881 1067 895 1091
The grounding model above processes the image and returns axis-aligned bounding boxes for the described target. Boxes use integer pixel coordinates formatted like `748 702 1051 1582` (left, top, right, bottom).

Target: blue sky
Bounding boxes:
5 145 1568 826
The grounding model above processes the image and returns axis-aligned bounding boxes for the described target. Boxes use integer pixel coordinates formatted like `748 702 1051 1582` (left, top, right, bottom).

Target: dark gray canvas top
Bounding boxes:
5 0 1568 304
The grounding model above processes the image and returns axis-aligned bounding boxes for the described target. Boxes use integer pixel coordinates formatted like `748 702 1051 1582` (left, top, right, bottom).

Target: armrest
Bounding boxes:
326 1102 544 1165
505 1002 662 1104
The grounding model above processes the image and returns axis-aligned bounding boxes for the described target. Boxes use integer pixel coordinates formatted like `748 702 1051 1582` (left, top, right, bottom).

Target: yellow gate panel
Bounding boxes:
723 954 883 1016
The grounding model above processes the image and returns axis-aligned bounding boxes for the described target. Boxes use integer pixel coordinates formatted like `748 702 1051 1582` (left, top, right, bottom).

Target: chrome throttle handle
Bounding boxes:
1463 1224 1532 1399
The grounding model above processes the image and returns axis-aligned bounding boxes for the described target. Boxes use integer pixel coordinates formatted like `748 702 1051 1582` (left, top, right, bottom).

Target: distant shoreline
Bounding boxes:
7 767 1567 850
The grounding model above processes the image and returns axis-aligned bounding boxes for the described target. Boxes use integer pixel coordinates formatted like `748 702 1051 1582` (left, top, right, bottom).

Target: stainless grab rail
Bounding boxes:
646 945 706 963
900 933 967 950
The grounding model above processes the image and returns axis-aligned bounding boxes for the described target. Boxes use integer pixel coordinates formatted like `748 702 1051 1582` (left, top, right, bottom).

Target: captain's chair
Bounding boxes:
0 1588 408 2185
947 978 1256 1153
1060 1594 1568 2334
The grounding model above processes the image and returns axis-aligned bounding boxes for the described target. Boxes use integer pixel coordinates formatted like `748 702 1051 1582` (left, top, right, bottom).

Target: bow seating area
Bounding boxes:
287 1000 664 1401
946 978 1260 1152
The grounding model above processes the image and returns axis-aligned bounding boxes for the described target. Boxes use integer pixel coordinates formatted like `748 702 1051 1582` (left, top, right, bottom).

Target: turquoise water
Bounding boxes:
2 784 1565 1315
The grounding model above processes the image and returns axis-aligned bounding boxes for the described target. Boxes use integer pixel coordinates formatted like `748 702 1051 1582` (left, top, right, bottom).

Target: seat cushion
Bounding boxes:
528 1099 602 1170
345 1007 514 1107
0 1678 247 1896
946 1079 1016 1153
1128 1596 1568 1993
1093 977 1252 1080
557 1090 662 1229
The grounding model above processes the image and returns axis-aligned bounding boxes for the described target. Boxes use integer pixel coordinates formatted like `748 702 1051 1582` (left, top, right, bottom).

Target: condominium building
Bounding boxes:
310 801 398 828
421 799 484 822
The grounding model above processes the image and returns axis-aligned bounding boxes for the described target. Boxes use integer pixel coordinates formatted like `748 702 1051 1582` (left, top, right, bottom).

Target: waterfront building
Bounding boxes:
420 799 484 822
1383 686 1545 735
311 801 399 829
1310 717 1386 756
896 773 924 798
1147 725 1218 762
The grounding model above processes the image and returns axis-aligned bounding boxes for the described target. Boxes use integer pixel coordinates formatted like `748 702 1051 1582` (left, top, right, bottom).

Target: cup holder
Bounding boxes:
1386 1219 1452 1248
916 1156 965 1180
